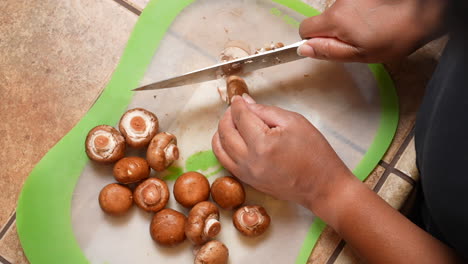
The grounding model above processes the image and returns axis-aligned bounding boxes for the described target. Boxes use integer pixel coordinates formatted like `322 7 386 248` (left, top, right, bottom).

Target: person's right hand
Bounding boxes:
298 0 447 62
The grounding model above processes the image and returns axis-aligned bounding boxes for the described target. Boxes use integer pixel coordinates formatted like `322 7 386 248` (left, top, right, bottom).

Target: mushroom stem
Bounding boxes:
165 143 179 166
142 184 161 205
240 208 263 229
204 218 221 238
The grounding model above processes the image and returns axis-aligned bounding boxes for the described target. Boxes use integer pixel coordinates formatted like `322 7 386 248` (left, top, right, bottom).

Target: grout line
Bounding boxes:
378 160 390 168
0 212 16 241
391 168 416 185
112 0 142 15
326 240 346 264
0 254 12 264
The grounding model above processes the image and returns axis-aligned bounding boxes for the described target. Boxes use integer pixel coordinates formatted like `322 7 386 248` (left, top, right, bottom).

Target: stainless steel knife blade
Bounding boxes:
133 40 307 91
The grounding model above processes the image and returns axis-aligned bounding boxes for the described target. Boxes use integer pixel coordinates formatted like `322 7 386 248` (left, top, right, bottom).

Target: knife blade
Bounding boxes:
133 40 307 91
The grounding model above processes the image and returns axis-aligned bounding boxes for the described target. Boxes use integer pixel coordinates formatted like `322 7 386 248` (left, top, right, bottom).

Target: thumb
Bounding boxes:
297 38 363 62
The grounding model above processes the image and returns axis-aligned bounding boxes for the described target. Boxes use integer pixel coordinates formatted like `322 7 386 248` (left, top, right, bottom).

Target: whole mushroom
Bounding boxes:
113 156 150 184
226 76 249 105
119 108 159 148
174 172 210 208
147 132 179 171
194 240 229 264
186 201 221 245
211 176 245 210
150 208 187 247
98 183 133 216
85 125 125 163
133 178 169 212
233 205 271 237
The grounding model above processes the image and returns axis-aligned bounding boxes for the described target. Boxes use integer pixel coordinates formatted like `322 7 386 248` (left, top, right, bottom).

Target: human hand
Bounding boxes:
298 0 447 62
211 94 355 212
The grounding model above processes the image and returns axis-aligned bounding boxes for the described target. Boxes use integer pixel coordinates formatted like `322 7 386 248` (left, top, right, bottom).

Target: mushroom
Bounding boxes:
211 176 245 210
220 41 250 76
233 205 271 237
150 208 187 247
113 156 150 184
98 183 133 216
85 125 125 163
133 178 169 212
174 172 210 208
119 108 159 148
194 240 229 264
226 76 249 105
146 132 179 171
186 201 221 245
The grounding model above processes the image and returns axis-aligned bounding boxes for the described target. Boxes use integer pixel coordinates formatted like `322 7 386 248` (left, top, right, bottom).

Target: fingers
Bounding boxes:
299 14 335 39
245 103 295 128
230 97 269 146
297 38 363 62
218 108 248 160
211 132 237 173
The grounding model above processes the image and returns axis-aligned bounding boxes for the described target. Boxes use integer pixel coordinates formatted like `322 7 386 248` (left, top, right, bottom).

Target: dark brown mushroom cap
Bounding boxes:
113 157 150 184
194 240 229 264
133 178 169 212
173 172 210 208
85 125 125 163
119 108 159 148
186 201 221 245
226 76 249 105
150 208 187 247
98 183 133 216
233 205 271 237
211 176 245 210
146 132 179 171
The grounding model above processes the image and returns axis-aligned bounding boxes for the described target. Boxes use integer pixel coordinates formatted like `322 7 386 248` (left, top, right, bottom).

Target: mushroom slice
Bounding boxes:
85 125 125 163
133 178 169 212
194 240 229 264
186 201 221 245
211 176 245 210
98 183 133 216
233 205 271 237
119 108 159 148
226 76 249 105
146 132 179 171
150 208 187 247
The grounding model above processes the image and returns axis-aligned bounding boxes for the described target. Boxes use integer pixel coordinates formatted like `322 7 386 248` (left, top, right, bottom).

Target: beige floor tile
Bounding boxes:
334 244 363 264
308 226 342 264
377 173 414 210
122 0 147 12
395 137 419 180
0 0 137 229
363 165 386 190
0 221 29 264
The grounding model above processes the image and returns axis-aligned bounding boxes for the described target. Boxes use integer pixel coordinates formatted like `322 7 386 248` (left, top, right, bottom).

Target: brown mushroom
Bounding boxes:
98 183 133 216
119 108 159 148
194 240 229 264
85 125 125 163
113 157 150 184
150 208 187 247
211 176 245 210
220 42 250 76
146 132 179 171
174 172 210 208
226 76 249 105
233 205 270 237
133 178 169 212
186 201 221 245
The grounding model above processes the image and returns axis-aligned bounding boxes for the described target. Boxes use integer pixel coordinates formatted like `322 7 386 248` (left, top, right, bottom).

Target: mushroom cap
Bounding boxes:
147 132 179 171
98 183 133 216
211 176 245 210
150 208 187 247
85 125 125 163
174 172 210 208
194 240 229 264
233 205 271 237
113 156 150 184
186 201 221 245
133 178 169 212
226 76 249 105
119 108 159 148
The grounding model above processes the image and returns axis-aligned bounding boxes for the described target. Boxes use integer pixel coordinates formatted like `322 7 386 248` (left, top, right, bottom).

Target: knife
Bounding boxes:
133 40 307 91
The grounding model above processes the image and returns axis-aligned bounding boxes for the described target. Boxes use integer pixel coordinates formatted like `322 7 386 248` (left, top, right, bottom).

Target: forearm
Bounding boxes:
310 174 462 264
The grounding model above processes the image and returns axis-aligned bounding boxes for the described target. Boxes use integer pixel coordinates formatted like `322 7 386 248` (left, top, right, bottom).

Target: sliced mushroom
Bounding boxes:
85 125 125 163
233 205 270 237
146 132 179 171
113 156 150 184
220 41 250 76
119 108 159 148
98 183 133 216
194 240 229 264
133 178 169 212
150 208 187 247
226 76 249 105
186 201 221 245
211 176 245 210
174 172 210 208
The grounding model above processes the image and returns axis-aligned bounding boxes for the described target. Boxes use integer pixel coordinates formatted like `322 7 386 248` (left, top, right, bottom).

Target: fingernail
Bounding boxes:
231 95 241 103
242 93 256 104
297 43 315 57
